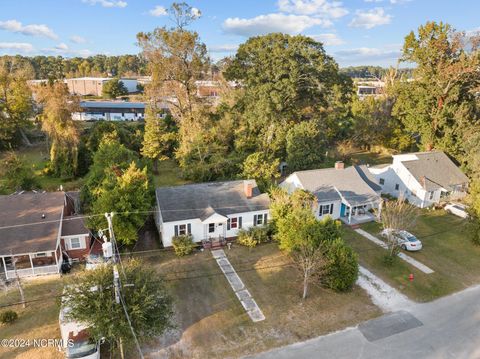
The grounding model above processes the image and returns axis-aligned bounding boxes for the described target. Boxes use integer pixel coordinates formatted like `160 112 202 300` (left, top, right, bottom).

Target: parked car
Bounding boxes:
381 229 423 251
444 203 469 219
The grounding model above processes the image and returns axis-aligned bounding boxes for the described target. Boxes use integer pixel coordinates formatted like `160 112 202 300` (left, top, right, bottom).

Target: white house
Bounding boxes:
280 162 382 225
154 180 270 248
368 151 469 208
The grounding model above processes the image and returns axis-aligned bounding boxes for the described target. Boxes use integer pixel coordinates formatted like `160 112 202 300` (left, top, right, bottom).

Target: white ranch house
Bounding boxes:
368 151 469 208
280 162 382 225
155 180 270 248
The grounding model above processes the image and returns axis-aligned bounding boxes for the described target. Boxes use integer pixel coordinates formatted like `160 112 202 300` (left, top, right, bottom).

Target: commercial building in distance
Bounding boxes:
65 77 139 96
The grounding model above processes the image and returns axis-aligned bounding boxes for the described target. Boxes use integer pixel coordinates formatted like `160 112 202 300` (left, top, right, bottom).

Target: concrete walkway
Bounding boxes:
355 228 434 274
211 249 265 322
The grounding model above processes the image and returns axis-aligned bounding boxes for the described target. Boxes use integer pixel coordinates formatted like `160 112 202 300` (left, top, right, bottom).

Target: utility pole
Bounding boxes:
104 212 144 359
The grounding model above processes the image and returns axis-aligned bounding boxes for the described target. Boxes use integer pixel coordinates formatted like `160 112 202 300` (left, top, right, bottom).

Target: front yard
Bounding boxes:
0 276 63 359
344 210 480 302
142 242 380 359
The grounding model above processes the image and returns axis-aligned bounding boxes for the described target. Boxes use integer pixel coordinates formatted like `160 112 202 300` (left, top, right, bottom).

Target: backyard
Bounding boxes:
344 209 480 302
141 242 380 359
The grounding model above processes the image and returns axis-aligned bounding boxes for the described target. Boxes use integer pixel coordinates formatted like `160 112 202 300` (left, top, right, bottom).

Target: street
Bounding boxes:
248 284 480 359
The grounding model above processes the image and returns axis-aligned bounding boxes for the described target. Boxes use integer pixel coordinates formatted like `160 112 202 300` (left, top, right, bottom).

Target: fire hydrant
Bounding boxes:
409 273 414 282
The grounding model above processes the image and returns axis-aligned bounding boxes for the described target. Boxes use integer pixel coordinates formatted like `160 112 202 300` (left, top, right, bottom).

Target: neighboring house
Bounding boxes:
280 162 382 225
0 192 92 279
72 101 147 121
368 151 469 208
154 180 270 248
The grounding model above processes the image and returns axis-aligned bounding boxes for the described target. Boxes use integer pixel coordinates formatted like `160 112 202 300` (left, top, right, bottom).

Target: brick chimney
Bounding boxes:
244 180 253 198
334 161 345 170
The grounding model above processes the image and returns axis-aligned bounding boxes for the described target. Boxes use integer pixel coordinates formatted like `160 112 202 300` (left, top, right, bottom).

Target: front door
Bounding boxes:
206 222 225 238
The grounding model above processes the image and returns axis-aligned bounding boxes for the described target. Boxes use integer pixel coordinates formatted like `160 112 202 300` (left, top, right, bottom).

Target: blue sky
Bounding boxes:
0 0 478 67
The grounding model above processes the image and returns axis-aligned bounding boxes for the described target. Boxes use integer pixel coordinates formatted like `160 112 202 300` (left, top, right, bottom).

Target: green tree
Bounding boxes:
1 151 36 191
102 78 128 99
242 152 280 191
0 56 34 148
63 260 173 357
36 81 80 177
88 161 152 245
286 121 325 172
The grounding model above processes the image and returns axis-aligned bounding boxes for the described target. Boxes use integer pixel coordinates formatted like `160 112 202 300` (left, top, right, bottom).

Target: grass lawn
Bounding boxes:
348 150 392 166
142 243 380 359
153 159 190 188
345 210 480 302
0 144 84 194
0 276 63 359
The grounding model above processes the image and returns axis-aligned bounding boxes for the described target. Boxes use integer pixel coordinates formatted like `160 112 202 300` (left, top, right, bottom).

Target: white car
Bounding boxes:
444 203 469 219
381 229 423 251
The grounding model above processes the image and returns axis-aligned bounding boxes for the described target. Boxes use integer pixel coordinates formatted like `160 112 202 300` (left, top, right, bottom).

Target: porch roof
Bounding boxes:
0 192 64 256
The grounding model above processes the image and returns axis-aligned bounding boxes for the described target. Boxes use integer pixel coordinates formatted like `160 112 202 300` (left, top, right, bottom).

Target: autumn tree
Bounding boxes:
102 78 128 99
36 81 80 177
0 56 34 148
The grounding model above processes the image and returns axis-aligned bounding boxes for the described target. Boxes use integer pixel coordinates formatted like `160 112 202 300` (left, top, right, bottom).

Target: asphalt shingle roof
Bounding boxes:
399 151 469 191
0 192 65 255
61 216 89 237
293 165 381 206
156 180 270 223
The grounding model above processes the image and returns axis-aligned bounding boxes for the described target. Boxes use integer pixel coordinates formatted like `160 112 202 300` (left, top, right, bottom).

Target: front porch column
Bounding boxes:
377 200 383 221
348 206 352 224
54 249 59 273
1 256 7 280
29 254 34 275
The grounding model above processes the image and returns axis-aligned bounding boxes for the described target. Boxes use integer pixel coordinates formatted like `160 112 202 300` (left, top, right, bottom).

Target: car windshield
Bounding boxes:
452 205 464 210
407 235 418 242
66 330 98 359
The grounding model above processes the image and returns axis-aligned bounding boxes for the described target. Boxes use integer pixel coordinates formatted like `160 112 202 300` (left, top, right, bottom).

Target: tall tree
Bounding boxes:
0 56 34 148
286 121 325 172
36 81 80 177
102 78 128 99
63 260 173 357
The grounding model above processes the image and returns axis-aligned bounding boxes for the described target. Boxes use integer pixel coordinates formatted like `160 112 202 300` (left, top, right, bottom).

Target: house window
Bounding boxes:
230 217 238 229
35 252 47 258
395 184 400 190
379 178 385 185
175 223 192 236
254 214 267 226
208 223 215 233
319 204 334 216
429 191 434 200
70 237 81 250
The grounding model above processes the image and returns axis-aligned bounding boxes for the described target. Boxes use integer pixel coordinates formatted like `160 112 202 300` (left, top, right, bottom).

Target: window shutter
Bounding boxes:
330 203 333 214
253 215 257 226
263 213 268 224
239 216 242 228
227 219 231 230
319 205 323 216
174 225 178 236
187 223 192 235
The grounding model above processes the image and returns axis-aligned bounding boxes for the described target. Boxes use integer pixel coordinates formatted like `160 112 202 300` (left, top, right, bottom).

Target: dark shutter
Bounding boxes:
253 214 257 226
187 223 191 235
227 219 231 230
330 203 333 214
239 216 242 229
319 205 323 216
263 213 268 224
174 225 178 236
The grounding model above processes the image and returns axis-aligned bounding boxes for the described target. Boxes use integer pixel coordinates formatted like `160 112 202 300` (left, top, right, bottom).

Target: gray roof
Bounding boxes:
156 180 270 223
399 151 469 191
61 216 89 236
80 101 145 110
293 165 381 206
0 192 65 255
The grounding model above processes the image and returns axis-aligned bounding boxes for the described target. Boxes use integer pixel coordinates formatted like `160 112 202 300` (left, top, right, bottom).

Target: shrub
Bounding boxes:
237 226 270 248
172 235 196 256
0 310 18 324
323 239 359 292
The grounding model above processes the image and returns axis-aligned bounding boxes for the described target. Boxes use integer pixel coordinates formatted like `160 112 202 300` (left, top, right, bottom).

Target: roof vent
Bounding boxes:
335 161 345 170
41 213 46 219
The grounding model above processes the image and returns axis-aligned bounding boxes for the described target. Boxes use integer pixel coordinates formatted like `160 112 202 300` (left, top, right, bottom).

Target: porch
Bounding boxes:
1 251 60 280
339 201 381 225
202 236 228 250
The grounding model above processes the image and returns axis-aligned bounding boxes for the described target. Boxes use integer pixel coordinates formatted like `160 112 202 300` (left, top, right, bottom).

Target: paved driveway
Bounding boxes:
247 284 480 359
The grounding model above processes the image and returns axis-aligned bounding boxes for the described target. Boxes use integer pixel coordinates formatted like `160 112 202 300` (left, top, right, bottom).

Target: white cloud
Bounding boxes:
349 8 392 29
43 42 92 57
309 33 345 46
223 13 331 37
191 7 201 18
334 46 401 66
364 0 383 2
55 43 69 51
82 0 127 8
389 0 412 4
149 5 167 17
0 42 34 53
277 0 348 18
0 19 58 39
70 35 87 44
209 44 239 53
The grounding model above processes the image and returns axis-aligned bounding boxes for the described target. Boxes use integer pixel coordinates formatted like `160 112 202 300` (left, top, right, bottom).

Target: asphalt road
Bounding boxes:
248 284 480 359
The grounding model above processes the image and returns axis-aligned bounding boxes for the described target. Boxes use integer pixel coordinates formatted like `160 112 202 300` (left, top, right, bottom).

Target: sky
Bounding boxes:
0 0 478 67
